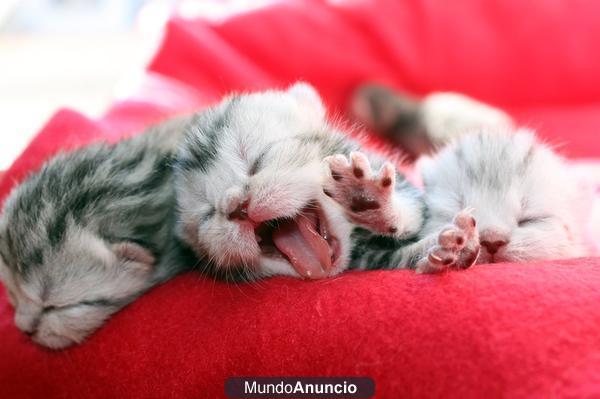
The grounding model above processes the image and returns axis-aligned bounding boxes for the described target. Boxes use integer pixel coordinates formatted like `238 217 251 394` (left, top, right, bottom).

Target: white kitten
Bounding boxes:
415 128 590 272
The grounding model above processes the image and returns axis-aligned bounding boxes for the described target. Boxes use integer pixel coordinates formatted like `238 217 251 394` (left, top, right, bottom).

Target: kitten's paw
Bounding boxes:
323 151 403 236
416 210 480 274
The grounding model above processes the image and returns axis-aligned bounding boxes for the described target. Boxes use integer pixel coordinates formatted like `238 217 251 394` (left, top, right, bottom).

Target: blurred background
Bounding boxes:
0 0 269 169
3 0 600 171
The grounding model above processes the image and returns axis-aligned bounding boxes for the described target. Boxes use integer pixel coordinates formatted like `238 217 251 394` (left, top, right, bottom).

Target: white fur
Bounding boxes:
176 83 357 277
418 128 590 264
421 92 513 144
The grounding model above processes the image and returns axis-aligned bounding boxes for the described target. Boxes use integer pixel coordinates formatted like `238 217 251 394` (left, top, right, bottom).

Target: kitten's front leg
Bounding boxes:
323 151 419 238
416 210 480 273
349 210 479 271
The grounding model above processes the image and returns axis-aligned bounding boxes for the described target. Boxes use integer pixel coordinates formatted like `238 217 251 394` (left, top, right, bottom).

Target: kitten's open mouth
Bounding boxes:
254 205 340 279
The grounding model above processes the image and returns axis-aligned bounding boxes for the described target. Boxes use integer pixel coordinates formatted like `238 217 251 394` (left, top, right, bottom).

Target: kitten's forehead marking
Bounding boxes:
457 133 538 191
249 150 266 175
176 97 239 173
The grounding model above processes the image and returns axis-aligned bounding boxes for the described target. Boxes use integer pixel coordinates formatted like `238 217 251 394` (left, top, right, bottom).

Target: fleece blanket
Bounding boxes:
1 1 600 398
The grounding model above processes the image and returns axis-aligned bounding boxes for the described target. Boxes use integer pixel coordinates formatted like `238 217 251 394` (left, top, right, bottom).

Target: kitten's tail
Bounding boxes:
350 84 513 159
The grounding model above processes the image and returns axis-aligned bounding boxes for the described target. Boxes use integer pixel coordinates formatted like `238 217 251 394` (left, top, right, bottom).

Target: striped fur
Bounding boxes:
0 117 194 349
350 128 592 271
173 83 427 280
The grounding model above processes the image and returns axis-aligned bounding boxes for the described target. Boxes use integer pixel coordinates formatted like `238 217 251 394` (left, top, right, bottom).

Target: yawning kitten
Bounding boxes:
173 83 432 280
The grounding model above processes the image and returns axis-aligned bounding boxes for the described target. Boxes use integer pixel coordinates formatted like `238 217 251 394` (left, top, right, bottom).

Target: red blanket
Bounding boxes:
1 1 600 398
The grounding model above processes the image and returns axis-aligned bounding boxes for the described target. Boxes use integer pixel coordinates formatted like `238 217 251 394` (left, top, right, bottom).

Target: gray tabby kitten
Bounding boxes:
0 118 194 349
173 82 470 280
351 83 512 159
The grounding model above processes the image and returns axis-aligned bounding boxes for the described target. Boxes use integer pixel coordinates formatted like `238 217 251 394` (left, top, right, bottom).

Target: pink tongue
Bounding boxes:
272 211 332 279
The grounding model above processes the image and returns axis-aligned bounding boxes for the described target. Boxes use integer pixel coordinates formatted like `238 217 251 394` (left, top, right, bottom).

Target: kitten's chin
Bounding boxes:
477 248 522 264
33 332 78 350
32 321 95 350
477 254 503 265
477 246 580 265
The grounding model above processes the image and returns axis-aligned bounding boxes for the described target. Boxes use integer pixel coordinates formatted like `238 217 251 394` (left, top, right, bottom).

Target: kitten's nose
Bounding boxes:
480 240 507 255
480 229 509 255
228 198 249 221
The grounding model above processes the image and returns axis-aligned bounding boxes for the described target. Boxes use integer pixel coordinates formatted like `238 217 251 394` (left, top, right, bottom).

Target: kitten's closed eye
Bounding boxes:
42 298 119 313
517 215 551 227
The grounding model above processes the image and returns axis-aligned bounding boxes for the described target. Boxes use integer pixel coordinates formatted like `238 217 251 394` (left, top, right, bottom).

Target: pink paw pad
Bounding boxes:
417 209 480 273
323 152 402 236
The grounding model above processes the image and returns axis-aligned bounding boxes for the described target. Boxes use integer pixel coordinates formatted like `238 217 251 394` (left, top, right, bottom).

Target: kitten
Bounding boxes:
173 82 436 280
351 84 513 159
413 129 591 272
0 118 193 349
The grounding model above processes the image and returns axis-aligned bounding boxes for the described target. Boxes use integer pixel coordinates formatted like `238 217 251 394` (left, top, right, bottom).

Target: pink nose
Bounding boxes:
480 240 508 254
480 229 510 255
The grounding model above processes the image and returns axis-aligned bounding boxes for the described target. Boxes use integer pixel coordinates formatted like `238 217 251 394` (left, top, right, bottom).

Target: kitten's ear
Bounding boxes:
288 82 326 118
111 242 156 271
